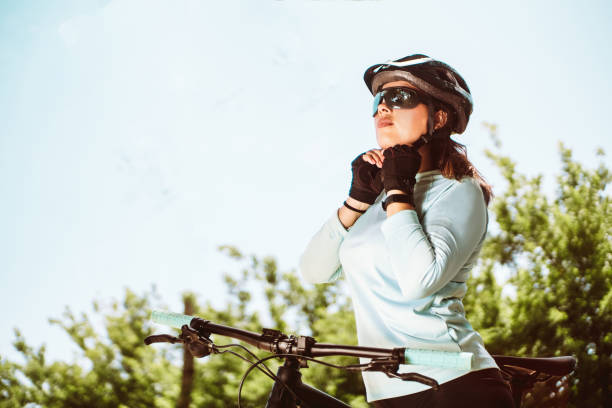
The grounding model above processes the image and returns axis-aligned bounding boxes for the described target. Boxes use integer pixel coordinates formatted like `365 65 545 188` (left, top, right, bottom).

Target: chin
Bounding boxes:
376 135 398 149
377 132 420 149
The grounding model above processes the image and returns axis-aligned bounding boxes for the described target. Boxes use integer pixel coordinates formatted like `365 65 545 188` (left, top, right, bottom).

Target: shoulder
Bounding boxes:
419 176 488 237
418 175 487 229
441 176 486 208
417 172 485 206
452 176 485 197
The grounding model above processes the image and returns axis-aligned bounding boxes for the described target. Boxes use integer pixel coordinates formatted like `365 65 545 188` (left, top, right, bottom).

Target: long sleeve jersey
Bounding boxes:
299 170 498 402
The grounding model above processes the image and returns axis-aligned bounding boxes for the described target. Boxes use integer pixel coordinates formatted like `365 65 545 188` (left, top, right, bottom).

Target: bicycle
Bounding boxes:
144 311 576 408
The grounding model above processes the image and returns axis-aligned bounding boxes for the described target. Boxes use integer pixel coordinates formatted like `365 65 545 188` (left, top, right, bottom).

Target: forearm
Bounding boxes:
384 189 414 216
380 181 488 299
337 197 371 229
381 212 446 299
299 211 348 284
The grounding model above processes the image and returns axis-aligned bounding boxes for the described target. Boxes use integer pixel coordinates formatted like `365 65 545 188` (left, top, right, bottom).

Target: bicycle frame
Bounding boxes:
265 357 349 408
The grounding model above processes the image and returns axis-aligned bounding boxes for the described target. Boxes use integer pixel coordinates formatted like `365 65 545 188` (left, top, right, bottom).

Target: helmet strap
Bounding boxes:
411 98 436 150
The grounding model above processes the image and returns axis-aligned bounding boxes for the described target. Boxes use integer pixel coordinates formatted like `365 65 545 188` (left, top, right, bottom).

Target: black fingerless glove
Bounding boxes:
348 154 384 204
381 145 422 204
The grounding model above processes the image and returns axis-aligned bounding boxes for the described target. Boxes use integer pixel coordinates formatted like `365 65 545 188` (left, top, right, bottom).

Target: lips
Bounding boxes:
377 119 393 128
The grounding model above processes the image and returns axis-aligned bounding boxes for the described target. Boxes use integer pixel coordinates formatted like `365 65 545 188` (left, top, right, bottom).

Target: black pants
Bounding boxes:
372 368 514 408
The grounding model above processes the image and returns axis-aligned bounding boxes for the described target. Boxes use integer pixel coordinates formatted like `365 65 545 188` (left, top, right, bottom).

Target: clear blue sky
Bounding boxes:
1 0 611 363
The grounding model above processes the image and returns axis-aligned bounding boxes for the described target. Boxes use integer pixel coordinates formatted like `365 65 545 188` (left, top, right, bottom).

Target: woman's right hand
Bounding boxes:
348 149 385 205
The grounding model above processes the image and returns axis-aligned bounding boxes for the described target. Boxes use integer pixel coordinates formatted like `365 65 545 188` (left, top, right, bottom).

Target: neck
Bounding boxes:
417 143 436 173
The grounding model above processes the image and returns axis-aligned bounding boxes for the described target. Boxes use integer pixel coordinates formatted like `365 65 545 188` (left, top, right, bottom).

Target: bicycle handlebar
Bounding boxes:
151 310 473 370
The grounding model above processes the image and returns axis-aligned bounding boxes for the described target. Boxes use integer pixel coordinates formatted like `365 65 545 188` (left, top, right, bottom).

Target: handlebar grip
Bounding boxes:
404 349 472 370
151 310 195 329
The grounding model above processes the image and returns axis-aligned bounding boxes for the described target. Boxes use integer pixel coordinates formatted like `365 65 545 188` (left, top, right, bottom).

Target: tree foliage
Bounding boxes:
1 140 609 407
0 289 179 408
0 250 367 408
476 145 612 407
464 137 611 407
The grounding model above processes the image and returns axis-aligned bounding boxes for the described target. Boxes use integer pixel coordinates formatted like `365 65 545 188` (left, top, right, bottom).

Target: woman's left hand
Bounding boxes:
381 144 422 196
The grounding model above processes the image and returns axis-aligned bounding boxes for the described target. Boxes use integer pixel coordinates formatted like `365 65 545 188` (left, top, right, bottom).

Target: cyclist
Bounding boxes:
299 54 514 407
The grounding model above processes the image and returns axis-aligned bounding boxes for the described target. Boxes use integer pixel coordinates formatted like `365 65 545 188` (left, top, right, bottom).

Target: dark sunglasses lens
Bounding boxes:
372 88 420 116
388 88 419 108
372 92 383 116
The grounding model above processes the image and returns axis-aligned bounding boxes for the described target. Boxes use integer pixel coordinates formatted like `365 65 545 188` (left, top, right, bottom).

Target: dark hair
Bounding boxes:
429 102 493 205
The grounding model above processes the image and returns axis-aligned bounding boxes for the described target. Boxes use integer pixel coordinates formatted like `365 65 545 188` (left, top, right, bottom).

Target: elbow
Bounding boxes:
298 255 316 283
301 273 325 285
395 265 443 300
397 282 436 301
298 254 336 284
299 265 321 285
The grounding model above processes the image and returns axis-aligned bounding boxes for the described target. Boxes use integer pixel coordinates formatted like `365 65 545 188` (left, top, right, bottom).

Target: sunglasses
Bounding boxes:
372 87 429 117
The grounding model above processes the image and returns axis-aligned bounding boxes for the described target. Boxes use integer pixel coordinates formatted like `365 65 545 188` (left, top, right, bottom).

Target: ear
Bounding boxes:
433 109 448 130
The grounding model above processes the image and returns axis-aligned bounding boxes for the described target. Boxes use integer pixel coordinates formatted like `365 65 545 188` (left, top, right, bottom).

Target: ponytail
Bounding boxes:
430 136 493 206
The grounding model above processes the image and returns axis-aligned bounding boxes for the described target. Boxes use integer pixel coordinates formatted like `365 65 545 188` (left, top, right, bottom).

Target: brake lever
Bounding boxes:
144 325 214 358
363 358 440 390
384 370 439 390
179 324 214 358
144 334 183 345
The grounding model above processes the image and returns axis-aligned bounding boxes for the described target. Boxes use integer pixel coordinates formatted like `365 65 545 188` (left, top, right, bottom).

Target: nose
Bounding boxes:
374 101 391 117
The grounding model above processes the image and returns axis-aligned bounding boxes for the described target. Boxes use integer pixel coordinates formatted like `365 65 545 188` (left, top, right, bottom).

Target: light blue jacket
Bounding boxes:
299 170 498 402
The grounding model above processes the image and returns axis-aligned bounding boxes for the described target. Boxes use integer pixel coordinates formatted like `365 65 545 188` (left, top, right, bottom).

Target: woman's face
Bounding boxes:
373 80 429 149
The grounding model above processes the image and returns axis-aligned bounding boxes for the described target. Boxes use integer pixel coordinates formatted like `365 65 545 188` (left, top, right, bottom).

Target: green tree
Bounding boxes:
0 288 179 408
0 249 364 407
464 135 611 407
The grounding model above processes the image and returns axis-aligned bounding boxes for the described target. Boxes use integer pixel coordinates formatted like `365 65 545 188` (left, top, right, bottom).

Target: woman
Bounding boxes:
299 54 514 407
